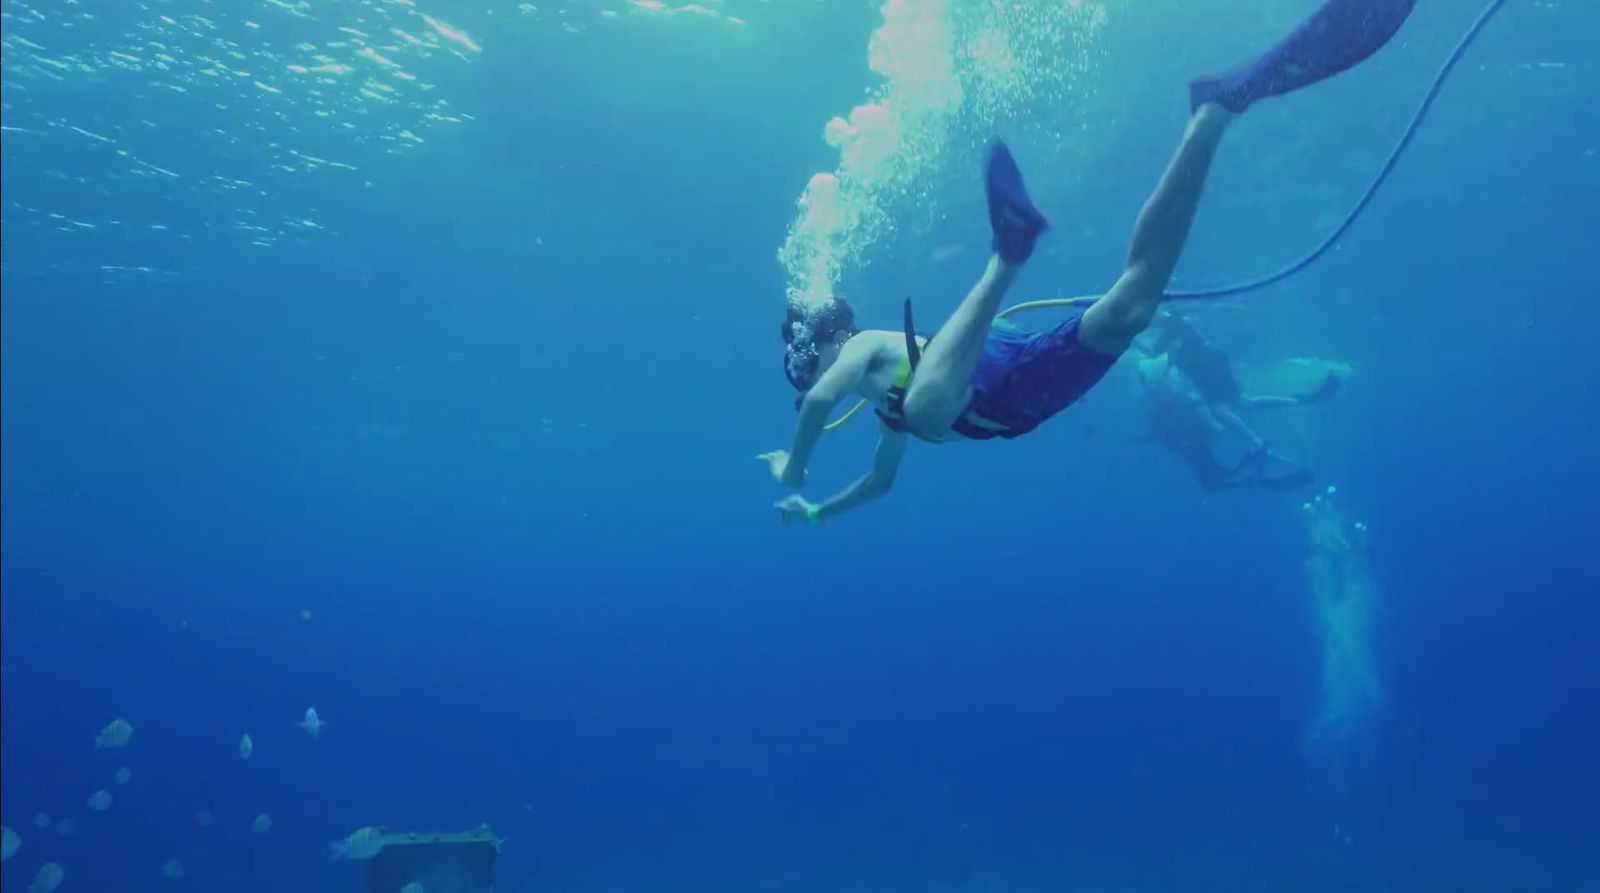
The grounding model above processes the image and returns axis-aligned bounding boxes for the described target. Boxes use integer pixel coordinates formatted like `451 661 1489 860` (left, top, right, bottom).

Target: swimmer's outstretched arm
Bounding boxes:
1246 369 1344 408
1242 369 1345 409
761 336 877 489
776 428 908 525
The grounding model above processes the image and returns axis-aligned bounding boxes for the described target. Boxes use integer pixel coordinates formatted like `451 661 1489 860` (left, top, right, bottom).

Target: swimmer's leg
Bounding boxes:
1190 0 1418 112
1079 104 1232 355
902 142 1047 434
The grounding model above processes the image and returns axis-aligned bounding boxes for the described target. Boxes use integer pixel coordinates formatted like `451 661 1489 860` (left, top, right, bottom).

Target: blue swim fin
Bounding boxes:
1190 0 1419 112
985 139 1049 263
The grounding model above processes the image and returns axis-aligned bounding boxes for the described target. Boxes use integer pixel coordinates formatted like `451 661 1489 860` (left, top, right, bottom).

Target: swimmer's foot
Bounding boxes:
1189 0 1418 112
985 139 1049 264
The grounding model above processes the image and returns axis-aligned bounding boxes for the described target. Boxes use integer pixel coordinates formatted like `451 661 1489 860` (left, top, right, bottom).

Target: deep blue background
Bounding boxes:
4 1 1598 891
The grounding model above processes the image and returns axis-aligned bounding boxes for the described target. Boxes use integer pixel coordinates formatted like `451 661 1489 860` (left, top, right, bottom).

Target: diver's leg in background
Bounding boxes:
1079 104 1232 355
903 142 1046 434
1212 401 1268 452
1191 0 1418 112
1173 436 1238 493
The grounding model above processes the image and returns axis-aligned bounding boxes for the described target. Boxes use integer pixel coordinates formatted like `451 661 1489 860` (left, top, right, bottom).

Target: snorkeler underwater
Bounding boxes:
765 0 1482 523
3 0 1595 889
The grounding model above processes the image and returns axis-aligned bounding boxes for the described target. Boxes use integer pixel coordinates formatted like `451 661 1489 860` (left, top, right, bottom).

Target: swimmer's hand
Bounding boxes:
773 495 820 526
757 450 806 489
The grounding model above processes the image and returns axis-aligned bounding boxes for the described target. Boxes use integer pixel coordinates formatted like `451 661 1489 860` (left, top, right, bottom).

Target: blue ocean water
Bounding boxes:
3 0 1598 891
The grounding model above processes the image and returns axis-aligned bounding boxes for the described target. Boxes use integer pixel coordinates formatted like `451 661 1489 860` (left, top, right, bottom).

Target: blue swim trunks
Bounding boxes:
963 312 1119 438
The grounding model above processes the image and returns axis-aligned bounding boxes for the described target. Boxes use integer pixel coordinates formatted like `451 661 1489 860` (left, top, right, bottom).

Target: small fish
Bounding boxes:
194 809 214 827
1 825 20 861
30 861 64 893
298 707 324 740
87 789 114 811
398 883 427 893
114 766 132 784
32 814 50 829
95 717 134 748
54 817 78 837
239 733 254 760
161 859 184 880
329 825 387 861
251 814 272 833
